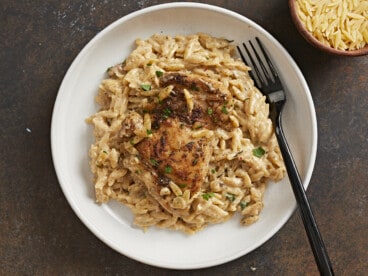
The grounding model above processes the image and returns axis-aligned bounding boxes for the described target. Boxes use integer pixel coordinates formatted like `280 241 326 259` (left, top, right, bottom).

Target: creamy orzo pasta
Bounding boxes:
87 33 285 234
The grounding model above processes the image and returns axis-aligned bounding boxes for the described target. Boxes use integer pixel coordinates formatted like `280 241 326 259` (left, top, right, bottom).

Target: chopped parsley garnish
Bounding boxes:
102 150 108 154
221 104 228 114
192 158 199 165
202 192 215 201
226 193 236 202
207 107 213 115
155 70 164 77
253 147 266 158
162 107 172 119
150 158 159 166
140 84 151 91
164 165 172 174
211 169 216 174
178 183 187 189
240 201 248 210
106 66 113 73
129 139 135 145
146 62 152 66
146 129 153 135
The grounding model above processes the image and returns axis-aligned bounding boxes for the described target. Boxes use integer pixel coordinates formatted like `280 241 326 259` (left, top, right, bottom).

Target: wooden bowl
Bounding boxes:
289 0 368 56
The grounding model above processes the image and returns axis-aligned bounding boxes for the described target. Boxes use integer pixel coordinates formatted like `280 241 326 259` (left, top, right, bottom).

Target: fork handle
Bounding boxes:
275 119 334 276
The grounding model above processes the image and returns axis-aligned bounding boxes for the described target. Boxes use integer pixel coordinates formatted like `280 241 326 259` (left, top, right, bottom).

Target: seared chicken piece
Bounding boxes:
136 118 212 191
123 73 233 214
156 73 233 130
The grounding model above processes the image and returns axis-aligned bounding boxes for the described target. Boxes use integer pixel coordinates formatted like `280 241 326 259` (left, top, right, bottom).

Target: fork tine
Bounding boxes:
236 44 258 87
254 38 282 86
237 37 285 96
243 42 266 88
249 40 273 85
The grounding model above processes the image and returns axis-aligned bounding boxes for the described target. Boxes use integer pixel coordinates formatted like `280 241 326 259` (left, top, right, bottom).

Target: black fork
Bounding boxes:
237 38 334 276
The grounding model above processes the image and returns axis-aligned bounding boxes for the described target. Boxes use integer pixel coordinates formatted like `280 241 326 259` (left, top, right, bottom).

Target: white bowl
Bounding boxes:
51 2 317 269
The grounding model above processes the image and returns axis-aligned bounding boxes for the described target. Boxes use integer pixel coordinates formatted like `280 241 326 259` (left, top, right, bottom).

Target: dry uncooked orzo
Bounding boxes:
296 0 368 50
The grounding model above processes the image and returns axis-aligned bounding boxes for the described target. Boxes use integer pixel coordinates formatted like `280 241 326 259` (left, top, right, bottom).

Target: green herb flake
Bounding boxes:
146 129 153 135
156 96 163 105
140 84 151 91
164 165 172 174
192 158 199 166
129 139 135 145
135 170 141 174
211 169 216 174
240 201 248 210
226 193 236 202
202 192 215 201
146 62 152 66
106 66 113 73
162 107 172 119
155 70 164 77
150 158 159 166
221 105 228 114
207 107 213 115
253 147 266 158
102 150 108 154
178 183 187 189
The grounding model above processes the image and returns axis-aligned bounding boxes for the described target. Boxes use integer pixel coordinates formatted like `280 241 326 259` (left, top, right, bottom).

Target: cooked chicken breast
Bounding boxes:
157 73 232 130
123 73 233 214
137 117 212 189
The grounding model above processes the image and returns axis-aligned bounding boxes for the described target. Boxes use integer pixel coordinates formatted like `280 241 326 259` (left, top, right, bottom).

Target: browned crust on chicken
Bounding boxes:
122 73 234 214
157 73 233 130
136 118 212 195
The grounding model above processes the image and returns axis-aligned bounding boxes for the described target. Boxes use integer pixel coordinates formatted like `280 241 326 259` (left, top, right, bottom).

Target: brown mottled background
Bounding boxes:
1 0 367 275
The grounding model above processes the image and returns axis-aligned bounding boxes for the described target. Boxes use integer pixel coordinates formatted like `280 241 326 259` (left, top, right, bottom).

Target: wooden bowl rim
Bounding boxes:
289 0 368 57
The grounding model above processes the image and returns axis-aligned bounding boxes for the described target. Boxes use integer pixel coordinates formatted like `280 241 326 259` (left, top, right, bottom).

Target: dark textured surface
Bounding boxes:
1 0 367 275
